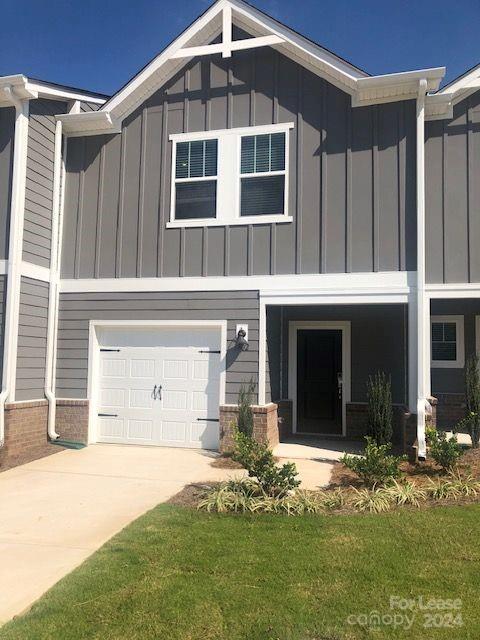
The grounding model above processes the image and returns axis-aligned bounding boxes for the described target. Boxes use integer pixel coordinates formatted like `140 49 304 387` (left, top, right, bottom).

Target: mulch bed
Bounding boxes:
209 456 244 470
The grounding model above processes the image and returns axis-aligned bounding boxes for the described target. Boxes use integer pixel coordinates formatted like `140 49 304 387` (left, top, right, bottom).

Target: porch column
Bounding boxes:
258 299 267 405
416 78 429 459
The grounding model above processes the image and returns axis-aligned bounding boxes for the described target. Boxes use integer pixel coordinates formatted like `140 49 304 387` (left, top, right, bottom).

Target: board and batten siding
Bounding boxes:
426 90 480 284
55 290 259 403
16 277 49 401
61 45 417 280
23 99 67 268
0 107 15 260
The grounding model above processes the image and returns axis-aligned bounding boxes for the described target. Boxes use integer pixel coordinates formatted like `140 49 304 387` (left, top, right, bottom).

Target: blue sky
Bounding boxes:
1 0 479 96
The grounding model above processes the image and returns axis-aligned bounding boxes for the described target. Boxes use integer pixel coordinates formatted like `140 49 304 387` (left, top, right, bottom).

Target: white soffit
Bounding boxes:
57 0 445 135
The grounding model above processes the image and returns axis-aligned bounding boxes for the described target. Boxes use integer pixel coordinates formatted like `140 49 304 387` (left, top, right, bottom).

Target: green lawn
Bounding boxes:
1 504 479 640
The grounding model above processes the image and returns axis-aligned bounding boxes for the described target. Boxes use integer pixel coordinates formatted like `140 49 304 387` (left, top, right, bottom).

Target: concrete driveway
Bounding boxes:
0 444 238 623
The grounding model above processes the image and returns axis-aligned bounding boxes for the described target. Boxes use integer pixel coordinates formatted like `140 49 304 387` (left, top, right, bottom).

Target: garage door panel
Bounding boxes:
97 330 221 449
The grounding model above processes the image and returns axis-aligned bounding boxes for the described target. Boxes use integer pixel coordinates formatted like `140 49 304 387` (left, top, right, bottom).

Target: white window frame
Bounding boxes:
431 315 465 369
168 122 294 228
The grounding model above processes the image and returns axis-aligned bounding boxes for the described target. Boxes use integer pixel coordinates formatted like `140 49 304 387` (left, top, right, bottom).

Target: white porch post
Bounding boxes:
416 78 429 459
258 299 267 405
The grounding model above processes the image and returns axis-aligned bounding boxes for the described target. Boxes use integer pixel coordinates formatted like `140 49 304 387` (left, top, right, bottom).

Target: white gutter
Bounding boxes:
44 120 64 441
416 78 429 460
0 87 29 445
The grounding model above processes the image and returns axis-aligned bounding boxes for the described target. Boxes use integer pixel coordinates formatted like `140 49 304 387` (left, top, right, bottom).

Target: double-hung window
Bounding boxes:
174 139 218 220
169 123 293 227
431 316 465 368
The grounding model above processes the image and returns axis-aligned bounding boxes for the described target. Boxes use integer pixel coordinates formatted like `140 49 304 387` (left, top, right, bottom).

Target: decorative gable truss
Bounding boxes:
58 0 445 136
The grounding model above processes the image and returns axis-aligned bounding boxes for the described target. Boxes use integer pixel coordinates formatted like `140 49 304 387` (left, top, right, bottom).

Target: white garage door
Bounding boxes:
96 327 221 450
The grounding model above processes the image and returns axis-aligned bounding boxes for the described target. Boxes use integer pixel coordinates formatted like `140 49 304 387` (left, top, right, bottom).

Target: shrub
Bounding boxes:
428 429 463 472
232 428 300 496
237 379 256 437
366 372 393 444
465 354 480 448
341 437 405 488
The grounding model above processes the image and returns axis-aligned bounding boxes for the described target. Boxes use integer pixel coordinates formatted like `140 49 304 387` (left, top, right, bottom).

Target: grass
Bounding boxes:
1 504 480 640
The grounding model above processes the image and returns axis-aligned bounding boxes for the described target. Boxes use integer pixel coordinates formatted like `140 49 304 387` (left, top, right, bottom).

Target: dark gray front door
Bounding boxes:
296 329 342 434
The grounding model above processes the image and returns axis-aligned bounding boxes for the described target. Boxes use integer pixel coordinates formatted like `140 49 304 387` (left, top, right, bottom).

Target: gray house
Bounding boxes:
0 0 478 468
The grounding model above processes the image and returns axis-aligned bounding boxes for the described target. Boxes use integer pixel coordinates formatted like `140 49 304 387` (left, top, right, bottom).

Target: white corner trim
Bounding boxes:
288 321 351 437
431 315 465 369
0 260 7 275
86 319 227 444
59 270 415 296
20 261 51 283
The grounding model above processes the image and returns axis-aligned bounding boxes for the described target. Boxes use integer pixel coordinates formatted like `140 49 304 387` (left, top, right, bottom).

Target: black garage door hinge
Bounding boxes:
98 413 118 417
198 350 220 354
100 348 121 352
197 418 219 422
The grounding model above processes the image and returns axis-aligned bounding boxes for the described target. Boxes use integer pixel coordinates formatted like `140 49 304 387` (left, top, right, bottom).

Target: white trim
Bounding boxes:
60 270 415 295
26 82 106 105
431 315 465 369
288 321 351 437
87 320 227 444
166 216 293 229
426 283 480 299
0 99 29 434
0 260 7 275
258 301 267 405
169 122 294 142
20 261 50 283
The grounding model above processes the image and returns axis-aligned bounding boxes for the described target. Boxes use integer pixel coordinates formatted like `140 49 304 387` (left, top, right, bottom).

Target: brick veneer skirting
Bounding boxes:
55 399 89 444
0 398 90 472
346 402 413 450
0 400 58 471
219 403 279 453
435 393 465 429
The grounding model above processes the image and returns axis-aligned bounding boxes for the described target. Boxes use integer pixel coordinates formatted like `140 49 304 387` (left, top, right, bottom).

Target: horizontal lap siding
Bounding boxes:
62 39 415 280
0 107 15 260
16 277 49 401
56 290 259 403
426 91 480 283
23 99 67 268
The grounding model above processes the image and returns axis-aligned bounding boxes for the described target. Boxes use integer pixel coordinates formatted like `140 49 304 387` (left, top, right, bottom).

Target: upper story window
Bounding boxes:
174 139 217 220
431 315 465 368
169 123 293 228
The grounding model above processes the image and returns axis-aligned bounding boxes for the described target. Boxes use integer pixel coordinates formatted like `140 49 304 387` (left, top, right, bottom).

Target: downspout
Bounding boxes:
45 120 63 441
0 88 29 446
416 78 428 460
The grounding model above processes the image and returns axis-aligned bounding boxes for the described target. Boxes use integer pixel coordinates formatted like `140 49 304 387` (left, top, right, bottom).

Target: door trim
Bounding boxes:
87 320 227 445
288 321 351 437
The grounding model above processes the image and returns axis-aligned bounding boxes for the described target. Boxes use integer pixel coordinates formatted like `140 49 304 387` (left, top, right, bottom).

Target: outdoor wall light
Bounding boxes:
235 325 249 351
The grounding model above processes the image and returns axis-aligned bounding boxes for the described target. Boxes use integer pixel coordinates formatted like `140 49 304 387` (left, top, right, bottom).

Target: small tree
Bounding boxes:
465 354 480 448
237 379 256 437
366 372 393 445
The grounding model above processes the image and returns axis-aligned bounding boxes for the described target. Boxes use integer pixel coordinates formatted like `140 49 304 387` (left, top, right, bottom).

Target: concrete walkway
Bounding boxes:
0 444 239 623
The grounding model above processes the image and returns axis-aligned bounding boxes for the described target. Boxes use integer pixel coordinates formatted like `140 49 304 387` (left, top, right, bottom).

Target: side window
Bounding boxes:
240 132 286 217
431 316 464 368
174 139 218 220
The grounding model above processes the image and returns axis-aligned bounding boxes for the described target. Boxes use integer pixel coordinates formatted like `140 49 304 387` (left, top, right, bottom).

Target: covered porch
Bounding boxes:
264 302 415 451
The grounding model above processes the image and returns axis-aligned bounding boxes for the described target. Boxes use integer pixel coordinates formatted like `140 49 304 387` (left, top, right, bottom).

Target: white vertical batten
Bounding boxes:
0 90 29 444
416 78 429 459
44 119 63 440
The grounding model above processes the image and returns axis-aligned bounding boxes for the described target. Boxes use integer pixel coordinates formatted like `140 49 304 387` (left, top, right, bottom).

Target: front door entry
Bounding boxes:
296 329 343 434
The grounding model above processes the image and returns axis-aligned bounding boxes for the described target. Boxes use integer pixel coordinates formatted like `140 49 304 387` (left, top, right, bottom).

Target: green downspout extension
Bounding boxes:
51 439 86 450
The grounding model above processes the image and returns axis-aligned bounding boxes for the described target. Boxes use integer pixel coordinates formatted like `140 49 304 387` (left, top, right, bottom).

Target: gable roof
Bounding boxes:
58 0 445 135
426 63 480 120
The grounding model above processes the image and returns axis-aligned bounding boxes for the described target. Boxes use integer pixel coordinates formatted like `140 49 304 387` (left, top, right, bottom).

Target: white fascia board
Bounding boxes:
57 110 121 136
353 67 445 108
26 82 106 105
426 282 480 298
60 270 415 295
